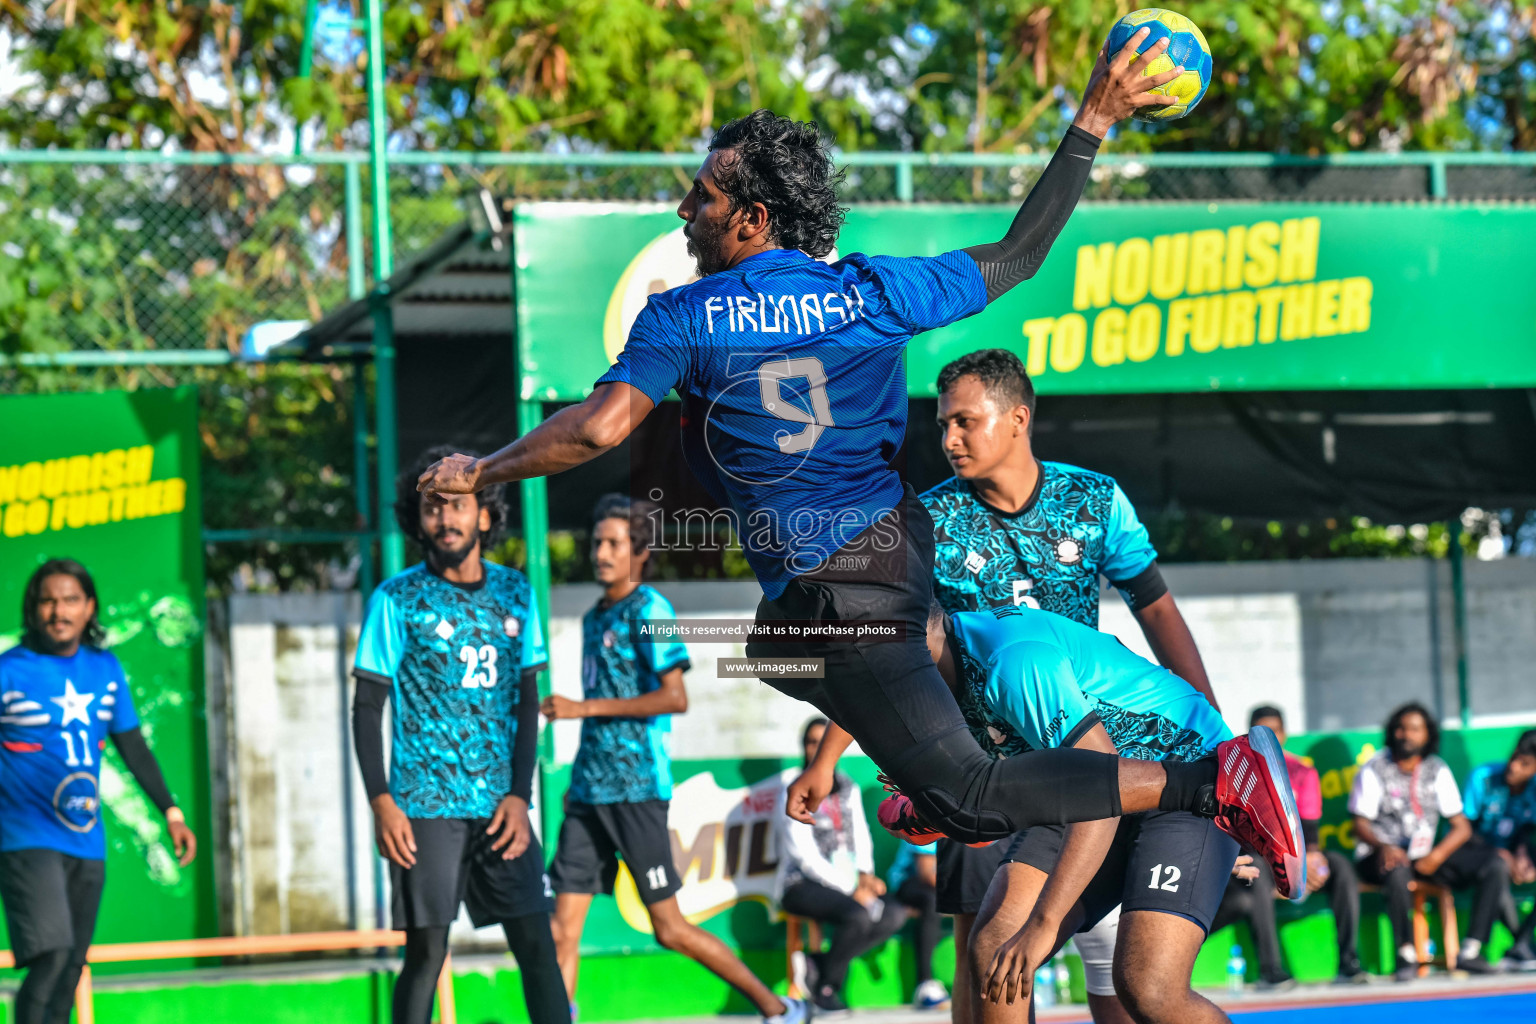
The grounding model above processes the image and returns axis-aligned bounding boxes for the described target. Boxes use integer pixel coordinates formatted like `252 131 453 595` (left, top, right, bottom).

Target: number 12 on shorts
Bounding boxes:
1149 863 1181 891
645 865 669 890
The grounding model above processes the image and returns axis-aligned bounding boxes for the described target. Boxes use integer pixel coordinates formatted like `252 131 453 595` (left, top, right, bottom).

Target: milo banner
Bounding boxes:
514 202 1536 400
0 387 213 955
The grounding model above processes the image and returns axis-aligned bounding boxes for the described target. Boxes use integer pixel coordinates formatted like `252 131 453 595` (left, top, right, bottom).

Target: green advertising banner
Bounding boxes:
0 387 214 958
514 202 1536 400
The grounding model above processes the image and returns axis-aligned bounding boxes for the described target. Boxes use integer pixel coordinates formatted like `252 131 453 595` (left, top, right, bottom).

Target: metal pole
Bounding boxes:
517 399 558 842
364 0 404 578
346 168 375 600
1447 518 1471 728
293 0 320 157
1425 555 1443 724
345 163 366 302
895 159 915 203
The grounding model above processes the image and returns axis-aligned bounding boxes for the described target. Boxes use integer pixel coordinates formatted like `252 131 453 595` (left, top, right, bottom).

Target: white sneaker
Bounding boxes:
913 979 950 1010
766 996 808 1024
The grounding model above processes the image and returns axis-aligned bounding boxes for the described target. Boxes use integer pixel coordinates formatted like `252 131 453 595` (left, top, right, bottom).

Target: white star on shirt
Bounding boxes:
51 680 95 727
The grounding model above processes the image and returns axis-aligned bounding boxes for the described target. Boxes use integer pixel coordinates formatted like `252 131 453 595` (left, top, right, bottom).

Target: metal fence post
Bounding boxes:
516 399 558 842
896 158 915 203
1448 517 1471 727
1429 158 1448 200
365 0 403 578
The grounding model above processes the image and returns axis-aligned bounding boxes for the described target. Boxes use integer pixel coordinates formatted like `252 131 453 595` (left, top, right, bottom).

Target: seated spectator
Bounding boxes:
1350 702 1510 979
887 840 947 1010
1463 728 1536 969
1212 706 1365 987
776 718 906 1017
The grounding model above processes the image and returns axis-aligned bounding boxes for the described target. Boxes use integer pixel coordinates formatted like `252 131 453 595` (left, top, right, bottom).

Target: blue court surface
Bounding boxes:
1229 986 1536 1022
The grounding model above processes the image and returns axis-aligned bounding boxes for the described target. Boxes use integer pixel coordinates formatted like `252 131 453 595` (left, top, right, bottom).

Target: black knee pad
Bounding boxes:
886 728 1017 845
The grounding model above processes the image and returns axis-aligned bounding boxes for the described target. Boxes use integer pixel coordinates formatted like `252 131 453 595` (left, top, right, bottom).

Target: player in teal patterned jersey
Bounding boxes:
935 604 1239 1024
0 560 195 1024
544 495 799 1024
564 584 688 805
352 448 566 1024
918 349 1217 1024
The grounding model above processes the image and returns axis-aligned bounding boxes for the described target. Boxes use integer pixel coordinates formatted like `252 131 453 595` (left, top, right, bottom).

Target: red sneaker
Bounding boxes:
1214 726 1307 901
876 790 994 848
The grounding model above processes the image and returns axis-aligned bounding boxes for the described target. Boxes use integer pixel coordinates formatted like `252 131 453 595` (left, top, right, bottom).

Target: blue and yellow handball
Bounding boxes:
1106 8 1212 121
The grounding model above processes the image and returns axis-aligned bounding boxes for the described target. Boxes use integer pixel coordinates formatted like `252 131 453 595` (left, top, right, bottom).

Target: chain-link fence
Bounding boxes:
0 151 1533 357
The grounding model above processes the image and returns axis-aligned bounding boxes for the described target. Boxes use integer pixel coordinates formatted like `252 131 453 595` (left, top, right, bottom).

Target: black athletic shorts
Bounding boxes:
391 818 554 930
549 799 681 905
936 837 1012 916
0 848 106 964
1004 810 1238 932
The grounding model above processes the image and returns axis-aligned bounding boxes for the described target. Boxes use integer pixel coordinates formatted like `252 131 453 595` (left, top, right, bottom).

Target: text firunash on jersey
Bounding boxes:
697 286 871 334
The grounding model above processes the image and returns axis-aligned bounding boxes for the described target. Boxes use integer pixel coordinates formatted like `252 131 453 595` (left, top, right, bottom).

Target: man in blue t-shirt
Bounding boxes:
416 31 1302 896
543 495 798 1024
352 448 566 1024
1462 728 1536 967
938 604 1240 1024
0 559 195 1024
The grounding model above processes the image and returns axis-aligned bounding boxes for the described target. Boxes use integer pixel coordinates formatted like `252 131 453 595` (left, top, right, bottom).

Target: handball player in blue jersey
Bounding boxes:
542 495 801 1024
417 30 1303 895
929 604 1240 1024
352 447 568 1024
0 559 196 1024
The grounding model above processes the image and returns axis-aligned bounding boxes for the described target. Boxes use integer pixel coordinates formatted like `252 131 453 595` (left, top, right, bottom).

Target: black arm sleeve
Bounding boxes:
963 126 1102 303
1112 561 1170 612
509 667 542 802
109 727 176 814
352 674 392 802
1302 818 1321 848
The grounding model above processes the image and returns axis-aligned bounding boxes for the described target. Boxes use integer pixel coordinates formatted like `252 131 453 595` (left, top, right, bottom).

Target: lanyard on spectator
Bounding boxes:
1409 761 1422 820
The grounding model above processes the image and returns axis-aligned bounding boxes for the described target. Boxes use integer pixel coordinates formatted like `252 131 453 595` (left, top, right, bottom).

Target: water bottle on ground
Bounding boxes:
1034 963 1057 1007
1227 945 1246 994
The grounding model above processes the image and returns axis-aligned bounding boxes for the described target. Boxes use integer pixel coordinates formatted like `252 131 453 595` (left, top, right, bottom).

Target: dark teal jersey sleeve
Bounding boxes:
354 587 405 682
984 640 1099 751
635 589 691 676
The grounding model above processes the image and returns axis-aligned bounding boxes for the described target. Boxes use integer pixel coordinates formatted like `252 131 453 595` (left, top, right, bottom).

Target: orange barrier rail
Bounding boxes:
0 930 458 1024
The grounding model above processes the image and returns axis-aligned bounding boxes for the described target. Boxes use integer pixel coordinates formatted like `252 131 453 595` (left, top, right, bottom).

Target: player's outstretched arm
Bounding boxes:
110 727 197 866
418 382 654 499
964 27 1183 304
541 666 687 721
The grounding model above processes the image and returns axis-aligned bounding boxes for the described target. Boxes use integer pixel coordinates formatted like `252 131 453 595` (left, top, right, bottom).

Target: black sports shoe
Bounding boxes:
1457 954 1501 975
1501 940 1536 971
1333 955 1371 985
811 987 851 1019
1256 970 1296 992
1393 961 1418 983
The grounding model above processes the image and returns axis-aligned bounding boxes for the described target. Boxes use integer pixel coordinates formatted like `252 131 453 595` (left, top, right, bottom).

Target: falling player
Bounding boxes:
418 30 1304 893
542 494 804 1024
352 447 568 1024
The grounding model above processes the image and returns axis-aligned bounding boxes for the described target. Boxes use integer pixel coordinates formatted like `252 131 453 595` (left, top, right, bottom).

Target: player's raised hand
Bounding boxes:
488 794 533 860
166 808 197 867
1073 27 1183 138
416 452 481 502
371 794 417 868
783 764 834 824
